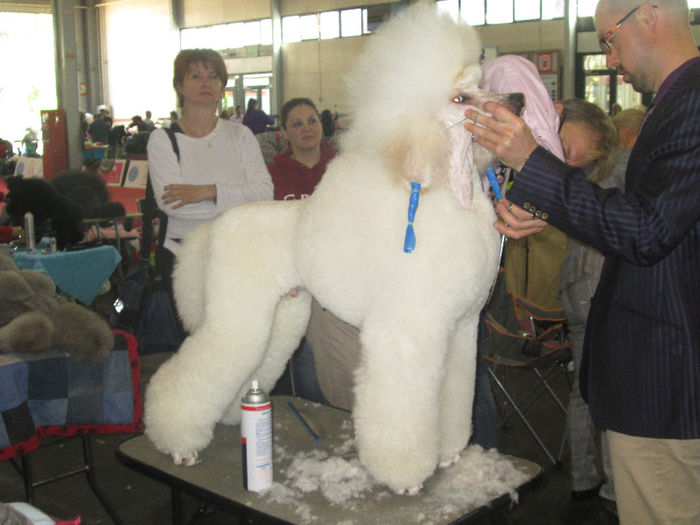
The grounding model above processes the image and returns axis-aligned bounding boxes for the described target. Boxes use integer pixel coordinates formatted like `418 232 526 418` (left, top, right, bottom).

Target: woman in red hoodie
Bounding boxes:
268 98 337 201
268 98 337 403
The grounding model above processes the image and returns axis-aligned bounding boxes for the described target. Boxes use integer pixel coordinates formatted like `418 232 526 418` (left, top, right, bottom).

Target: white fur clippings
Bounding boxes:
145 2 516 494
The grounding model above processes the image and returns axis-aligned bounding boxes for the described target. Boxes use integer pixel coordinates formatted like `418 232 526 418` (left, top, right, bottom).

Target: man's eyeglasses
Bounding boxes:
599 4 658 54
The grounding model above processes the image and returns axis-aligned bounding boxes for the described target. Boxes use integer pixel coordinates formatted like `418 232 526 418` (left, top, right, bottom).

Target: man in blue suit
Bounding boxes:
465 1 699 523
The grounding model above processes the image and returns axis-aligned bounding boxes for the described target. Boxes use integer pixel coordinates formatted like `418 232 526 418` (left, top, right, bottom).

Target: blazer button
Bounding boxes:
541 212 549 220
524 202 532 211
535 210 542 218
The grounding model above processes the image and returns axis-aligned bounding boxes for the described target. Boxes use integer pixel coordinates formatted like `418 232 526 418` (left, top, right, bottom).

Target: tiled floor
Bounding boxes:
0 352 618 524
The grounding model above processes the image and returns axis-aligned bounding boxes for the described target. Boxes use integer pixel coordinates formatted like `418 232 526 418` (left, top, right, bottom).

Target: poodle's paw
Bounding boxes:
172 451 199 466
398 484 423 496
439 453 461 469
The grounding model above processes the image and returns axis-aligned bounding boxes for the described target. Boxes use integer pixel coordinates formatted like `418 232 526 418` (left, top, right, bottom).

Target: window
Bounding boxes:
439 0 563 25
461 1 486 26
577 0 597 17
299 14 320 40
181 19 272 50
341 9 363 37
281 4 397 42
487 0 514 24
579 53 643 114
282 16 302 43
541 0 564 20
0 12 56 151
515 0 540 21
320 11 340 40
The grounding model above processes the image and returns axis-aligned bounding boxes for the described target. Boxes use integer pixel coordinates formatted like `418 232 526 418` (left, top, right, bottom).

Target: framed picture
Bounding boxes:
99 159 126 186
123 160 148 189
13 157 44 179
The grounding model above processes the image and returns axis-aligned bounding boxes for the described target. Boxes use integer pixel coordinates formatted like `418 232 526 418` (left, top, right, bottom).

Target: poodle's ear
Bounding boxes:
380 117 449 190
5 175 23 191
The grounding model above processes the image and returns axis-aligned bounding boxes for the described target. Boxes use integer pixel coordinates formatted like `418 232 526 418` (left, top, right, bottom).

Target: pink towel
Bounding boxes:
481 55 565 161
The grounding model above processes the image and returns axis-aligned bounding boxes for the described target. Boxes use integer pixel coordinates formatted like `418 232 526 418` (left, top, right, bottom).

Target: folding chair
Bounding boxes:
482 268 572 466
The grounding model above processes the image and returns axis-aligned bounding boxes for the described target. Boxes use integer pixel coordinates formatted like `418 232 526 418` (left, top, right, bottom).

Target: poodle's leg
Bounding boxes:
438 313 479 468
353 316 449 493
145 203 304 463
221 290 313 424
172 223 211 333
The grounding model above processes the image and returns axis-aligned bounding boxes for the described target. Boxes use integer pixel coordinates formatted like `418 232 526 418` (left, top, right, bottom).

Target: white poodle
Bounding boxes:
145 2 523 494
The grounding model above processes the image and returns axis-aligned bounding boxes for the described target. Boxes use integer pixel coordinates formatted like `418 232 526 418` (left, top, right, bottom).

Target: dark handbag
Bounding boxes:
116 262 184 354
136 277 184 352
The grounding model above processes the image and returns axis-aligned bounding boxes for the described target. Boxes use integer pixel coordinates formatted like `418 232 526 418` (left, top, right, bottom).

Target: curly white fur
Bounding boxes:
145 2 514 494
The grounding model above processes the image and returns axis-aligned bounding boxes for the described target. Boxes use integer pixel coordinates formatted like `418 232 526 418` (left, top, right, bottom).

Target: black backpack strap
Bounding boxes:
163 122 181 162
141 124 182 274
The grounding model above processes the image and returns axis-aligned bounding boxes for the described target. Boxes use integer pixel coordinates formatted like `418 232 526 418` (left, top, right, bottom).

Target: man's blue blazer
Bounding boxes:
508 60 700 439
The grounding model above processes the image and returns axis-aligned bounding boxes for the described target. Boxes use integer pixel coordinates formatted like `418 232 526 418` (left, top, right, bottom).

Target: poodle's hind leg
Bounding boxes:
220 289 313 424
438 314 479 468
352 316 449 493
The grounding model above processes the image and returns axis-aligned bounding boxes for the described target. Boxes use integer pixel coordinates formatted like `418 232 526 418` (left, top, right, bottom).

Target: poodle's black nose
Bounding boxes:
506 93 525 116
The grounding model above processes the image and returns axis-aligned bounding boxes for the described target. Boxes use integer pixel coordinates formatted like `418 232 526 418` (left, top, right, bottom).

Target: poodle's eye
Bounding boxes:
452 95 471 104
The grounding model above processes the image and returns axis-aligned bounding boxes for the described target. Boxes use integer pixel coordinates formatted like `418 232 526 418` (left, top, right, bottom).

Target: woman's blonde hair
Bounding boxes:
560 98 617 183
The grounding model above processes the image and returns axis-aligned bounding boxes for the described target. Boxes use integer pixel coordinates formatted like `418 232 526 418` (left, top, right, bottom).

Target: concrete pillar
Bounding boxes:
52 0 82 169
271 0 283 114
562 0 577 100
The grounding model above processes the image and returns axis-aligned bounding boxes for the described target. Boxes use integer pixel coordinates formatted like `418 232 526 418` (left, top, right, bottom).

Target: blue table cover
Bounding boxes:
12 245 121 305
0 330 142 460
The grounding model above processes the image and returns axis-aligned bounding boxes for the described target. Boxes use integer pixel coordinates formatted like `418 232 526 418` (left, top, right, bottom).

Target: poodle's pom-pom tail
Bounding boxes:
342 2 481 153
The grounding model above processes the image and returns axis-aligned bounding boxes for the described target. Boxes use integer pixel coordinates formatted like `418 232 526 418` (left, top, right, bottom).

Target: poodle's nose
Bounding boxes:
506 93 525 116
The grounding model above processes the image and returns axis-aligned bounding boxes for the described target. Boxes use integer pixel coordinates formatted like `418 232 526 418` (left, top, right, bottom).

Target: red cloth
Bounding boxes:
107 186 145 214
0 226 12 243
268 141 337 200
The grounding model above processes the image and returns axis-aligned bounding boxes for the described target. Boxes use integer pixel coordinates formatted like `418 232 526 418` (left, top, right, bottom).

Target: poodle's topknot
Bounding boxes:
343 1 482 149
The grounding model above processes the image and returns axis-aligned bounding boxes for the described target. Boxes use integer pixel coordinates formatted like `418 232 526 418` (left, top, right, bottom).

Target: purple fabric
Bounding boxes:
641 56 700 131
242 109 276 135
481 55 565 161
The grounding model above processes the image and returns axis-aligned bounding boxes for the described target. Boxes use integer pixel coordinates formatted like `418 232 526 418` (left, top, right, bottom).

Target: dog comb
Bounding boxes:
486 166 502 201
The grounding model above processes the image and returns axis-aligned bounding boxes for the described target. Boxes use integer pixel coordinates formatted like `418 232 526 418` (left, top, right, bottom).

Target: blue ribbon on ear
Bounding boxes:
403 182 421 253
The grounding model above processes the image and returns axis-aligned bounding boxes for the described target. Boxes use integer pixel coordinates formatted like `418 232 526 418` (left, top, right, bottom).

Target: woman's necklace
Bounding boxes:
179 117 217 147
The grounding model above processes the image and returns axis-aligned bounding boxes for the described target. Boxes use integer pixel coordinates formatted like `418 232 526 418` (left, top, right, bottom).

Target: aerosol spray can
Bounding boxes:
241 380 273 492
23 212 35 252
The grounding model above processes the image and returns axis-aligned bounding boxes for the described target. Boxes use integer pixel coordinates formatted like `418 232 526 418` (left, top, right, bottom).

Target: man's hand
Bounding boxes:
494 199 547 239
463 102 538 172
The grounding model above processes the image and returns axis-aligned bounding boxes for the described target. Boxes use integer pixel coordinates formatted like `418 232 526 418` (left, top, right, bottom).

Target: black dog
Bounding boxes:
4 176 85 249
50 170 125 219
4 172 126 249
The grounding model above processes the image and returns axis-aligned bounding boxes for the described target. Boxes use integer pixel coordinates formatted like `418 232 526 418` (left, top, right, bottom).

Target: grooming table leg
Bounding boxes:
171 487 183 525
81 435 125 525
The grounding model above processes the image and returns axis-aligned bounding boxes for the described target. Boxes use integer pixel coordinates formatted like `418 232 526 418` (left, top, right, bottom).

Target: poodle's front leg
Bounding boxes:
144 293 282 462
145 202 305 463
438 313 479 467
353 317 449 493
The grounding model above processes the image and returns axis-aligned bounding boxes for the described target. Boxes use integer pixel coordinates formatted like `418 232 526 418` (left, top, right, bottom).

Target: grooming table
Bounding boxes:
0 330 143 524
117 395 542 524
